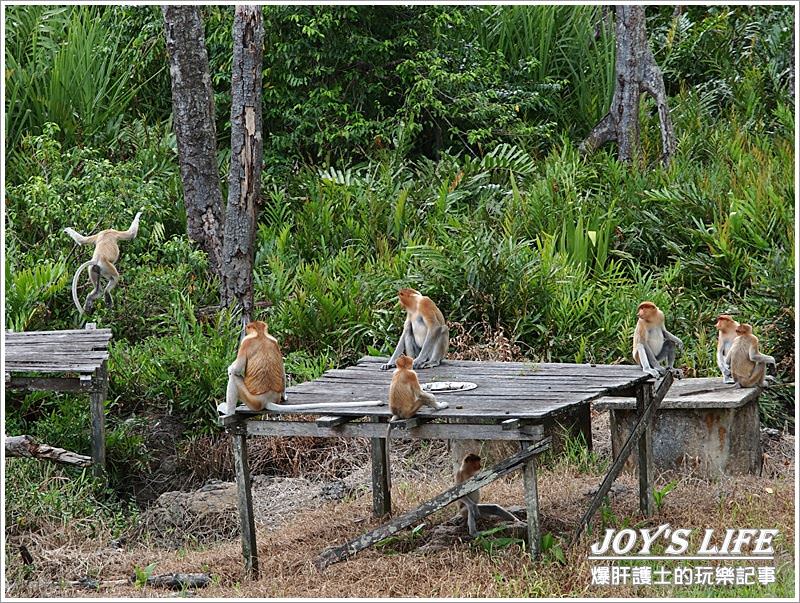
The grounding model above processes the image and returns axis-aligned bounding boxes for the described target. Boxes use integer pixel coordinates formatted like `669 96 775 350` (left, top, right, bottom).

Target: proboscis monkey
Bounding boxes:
223 320 384 415
632 301 684 378
64 211 142 314
454 453 518 537
388 354 448 420
381 288 449 371
382 354 448 492
724 323 776 388
715 314 739 384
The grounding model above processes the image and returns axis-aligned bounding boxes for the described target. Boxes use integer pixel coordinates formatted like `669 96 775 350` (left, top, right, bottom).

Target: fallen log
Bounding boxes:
5 435 92 467
66 573 210 591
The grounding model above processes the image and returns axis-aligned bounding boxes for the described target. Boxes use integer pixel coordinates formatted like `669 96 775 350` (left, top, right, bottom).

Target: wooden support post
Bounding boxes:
636 380 655 517
572 372 672 543
370 417 391 518
315 437 551 570
89 360 107 478
232 431 259 579
577 402 593 451
520 440 541 558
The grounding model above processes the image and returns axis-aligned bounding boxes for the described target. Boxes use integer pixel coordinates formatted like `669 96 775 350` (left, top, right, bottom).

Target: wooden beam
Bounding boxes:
244 420 544 441
520 440 541 557
232 433 259 579
637 379 655 516
89 361 108 478
370 417 391 518
5 376 94 393
572 373 673 543
314 437 551 570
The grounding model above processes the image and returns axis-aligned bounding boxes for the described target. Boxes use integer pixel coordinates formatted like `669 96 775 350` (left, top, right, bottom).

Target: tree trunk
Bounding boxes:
163 6 225 276
580 6 676 166
220 6 264 323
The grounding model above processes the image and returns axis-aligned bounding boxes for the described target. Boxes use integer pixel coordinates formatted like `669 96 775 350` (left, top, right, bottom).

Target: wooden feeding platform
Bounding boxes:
4 324 112 476
220 356 672 577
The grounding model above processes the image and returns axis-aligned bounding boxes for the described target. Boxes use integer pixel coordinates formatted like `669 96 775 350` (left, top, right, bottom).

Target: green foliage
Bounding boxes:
654 480 678 512
5 458 139 538
4 258 68 332
133 562 158 589
4 6 148 152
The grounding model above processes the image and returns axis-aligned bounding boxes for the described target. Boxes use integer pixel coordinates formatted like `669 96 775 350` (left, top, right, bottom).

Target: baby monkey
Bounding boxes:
454 453 519 537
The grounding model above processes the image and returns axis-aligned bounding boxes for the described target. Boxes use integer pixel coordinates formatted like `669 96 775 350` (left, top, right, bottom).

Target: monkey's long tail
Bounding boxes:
265 400 384 411
71 260 94 315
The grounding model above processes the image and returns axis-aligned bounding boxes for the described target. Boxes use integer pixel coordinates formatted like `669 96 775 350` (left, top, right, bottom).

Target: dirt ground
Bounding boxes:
5 408 795 599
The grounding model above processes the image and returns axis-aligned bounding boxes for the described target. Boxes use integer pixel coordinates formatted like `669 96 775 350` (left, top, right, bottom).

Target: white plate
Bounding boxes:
421 381 478 393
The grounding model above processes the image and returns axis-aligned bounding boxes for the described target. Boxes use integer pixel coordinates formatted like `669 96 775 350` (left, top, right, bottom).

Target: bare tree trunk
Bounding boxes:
163 6 225 275
220 6 264 323
580 6 676 166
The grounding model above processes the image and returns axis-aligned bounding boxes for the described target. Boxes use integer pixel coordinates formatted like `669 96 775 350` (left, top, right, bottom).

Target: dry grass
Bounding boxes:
6 452 794 598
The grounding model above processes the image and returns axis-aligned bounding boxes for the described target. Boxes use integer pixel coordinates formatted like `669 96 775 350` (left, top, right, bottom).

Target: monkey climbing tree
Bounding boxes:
580 5 676 166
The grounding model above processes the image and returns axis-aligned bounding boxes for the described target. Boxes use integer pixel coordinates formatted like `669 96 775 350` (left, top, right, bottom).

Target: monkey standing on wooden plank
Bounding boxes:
381 288 449 371
64 211 142 314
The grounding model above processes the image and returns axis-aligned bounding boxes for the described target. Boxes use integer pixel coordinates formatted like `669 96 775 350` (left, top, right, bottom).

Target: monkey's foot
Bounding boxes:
217 402 249 415
643 368 661 378
723 376 735 384
380 363 394 371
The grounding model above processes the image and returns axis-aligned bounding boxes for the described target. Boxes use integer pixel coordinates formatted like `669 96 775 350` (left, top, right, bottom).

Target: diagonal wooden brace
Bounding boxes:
572 372 674 544
314 437 551 570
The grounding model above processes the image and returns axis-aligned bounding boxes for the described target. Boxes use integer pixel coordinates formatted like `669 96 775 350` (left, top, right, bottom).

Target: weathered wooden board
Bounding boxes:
244 420 545 441
5 364 106 374
594 377 760 410
4 376 95 392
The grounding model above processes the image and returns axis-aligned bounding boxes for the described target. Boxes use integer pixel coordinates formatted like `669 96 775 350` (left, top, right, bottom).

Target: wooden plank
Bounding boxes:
285 387 598 402
5 328 112 337
572 373 672 543
358 356 645 372
520 440 541 558
254 403 585 421
5 364 104 373
370 417 391 518
296 378 624 394
5 352 109 362
5 376 93 393
314 438 551 570
232 433 259 579
502 418 521 430
594 377 760 410
245 420 545 441
316 415 357 428
90 361 108 478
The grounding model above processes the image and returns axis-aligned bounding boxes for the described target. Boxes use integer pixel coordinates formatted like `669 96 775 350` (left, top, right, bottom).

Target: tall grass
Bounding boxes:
5 6 144 151
474 5 615 133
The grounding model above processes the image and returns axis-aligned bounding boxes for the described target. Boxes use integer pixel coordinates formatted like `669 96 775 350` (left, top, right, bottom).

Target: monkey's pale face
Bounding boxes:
637 303 657 321
398 288 420 309
716 316 736 331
